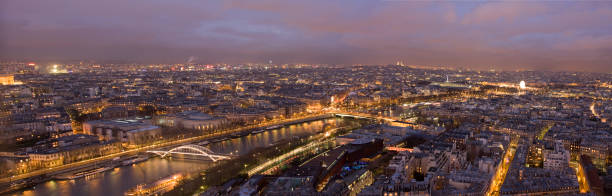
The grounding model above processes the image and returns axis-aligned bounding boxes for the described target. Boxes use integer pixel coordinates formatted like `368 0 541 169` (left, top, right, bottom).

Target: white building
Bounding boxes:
83 118 161 147
155 110 228 133
543 140 570 170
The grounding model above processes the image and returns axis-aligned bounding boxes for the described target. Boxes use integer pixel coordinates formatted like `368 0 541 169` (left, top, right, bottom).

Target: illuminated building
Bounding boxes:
154 110 229 132
28 134 122 167
0 74 15 85
48 64 68 74
526 143 543 168
543 141 570 171
519 81 526 89
83 119 162 147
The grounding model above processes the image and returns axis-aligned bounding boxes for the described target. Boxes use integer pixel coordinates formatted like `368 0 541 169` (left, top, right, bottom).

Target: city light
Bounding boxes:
1 1 610 195
51 64 59 73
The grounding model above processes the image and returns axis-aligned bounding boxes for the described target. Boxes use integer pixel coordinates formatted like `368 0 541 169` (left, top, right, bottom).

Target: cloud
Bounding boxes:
461 2 548 25
555 35 612 51
0 0 611 71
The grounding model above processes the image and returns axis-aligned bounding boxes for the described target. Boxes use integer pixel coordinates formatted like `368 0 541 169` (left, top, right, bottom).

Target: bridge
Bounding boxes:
147 145 231 162
247 138 336 176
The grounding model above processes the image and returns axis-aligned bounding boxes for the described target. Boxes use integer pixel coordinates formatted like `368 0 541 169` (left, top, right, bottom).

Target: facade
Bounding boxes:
154 110 228 133
0 74 15 85
543 141 570 170
83 118 161 147
0 128 32 145
579 155 604 196
500 143 580 195
28 134 121 167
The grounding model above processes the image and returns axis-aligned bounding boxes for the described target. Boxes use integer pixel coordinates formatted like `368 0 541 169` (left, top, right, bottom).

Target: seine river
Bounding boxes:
13 117 346 196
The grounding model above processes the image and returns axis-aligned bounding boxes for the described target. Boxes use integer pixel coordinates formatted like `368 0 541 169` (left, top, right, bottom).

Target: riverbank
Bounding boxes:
0 154 153 195
3 115 355 195
164 120 368 196
0 113 334 193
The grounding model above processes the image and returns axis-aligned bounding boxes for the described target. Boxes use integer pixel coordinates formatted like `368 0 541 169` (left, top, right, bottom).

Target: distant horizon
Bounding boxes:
2 0 612 72
1 59 610 74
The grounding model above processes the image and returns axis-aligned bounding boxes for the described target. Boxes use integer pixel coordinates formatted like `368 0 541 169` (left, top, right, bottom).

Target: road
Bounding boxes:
487 137 518 196
590 102 600 118
574 162 590 193
246 132 339 176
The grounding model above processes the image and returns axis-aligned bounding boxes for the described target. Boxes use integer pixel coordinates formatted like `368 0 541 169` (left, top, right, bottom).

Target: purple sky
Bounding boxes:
1 0 611 71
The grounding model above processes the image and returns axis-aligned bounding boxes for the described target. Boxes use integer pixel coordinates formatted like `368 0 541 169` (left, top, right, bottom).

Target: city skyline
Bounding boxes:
0 1 611 196
2 0 612 72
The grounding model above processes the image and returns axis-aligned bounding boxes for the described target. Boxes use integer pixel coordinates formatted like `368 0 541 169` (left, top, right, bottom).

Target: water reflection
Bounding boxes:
13 118 343 196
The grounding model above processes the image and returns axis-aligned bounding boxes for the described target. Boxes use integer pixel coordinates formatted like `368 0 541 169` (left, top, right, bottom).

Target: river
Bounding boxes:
13 117 347 196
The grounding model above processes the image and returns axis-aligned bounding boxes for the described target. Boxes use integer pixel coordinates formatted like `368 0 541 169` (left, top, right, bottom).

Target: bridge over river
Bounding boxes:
10 116 351 196
147 145 232 162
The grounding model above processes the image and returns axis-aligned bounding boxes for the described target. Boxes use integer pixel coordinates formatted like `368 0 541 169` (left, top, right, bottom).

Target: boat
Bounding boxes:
9 180 33 190
211 137 230 143
266 125 282 130
125 173 183 196
122 156 149 166
56 166 113 180
230 132 249 138
251 129 265 134
230 133 242 138
198 140 210 146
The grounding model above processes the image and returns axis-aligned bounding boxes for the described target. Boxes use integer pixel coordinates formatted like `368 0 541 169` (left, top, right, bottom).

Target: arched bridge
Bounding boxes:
147 144 231 162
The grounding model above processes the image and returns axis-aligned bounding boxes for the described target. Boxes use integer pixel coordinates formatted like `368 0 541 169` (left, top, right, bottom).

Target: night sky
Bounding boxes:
1 0 611 71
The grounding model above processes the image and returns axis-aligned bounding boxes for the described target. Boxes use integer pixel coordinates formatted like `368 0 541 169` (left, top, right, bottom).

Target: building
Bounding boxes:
579 155 604 195
500 144 580 195
543 140 570 170
83 118 161 147
154 110 228 133
323 169 374 196
440 169 491 196
28 134 121 167
0 74 15 85
264 177 317 196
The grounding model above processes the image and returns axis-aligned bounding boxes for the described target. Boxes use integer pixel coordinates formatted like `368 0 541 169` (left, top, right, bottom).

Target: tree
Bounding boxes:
66 108 80 121
139 105 157 116
412 171 425 181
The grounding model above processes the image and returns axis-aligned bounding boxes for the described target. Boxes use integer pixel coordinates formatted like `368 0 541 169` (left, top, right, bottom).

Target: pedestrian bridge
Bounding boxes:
147 145 231 162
